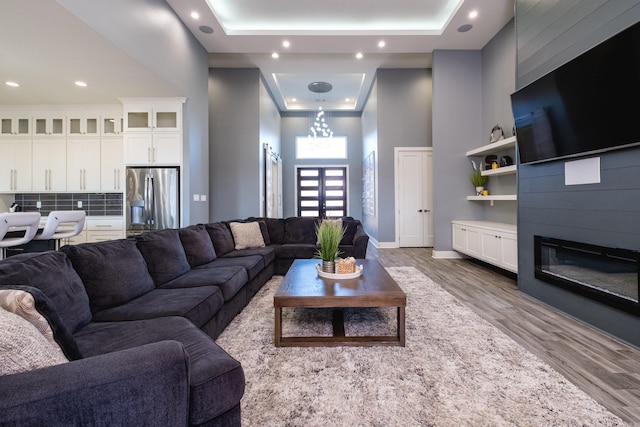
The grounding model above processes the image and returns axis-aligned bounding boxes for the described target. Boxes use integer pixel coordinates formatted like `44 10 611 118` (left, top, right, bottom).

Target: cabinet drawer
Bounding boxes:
86 230 124 242
86 219 123 231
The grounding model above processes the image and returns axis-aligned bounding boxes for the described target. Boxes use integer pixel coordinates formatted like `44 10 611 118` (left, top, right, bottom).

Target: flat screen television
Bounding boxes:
511 21 640 164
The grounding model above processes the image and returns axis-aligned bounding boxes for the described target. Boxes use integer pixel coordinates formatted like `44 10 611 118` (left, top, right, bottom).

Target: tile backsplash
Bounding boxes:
13 193 123 217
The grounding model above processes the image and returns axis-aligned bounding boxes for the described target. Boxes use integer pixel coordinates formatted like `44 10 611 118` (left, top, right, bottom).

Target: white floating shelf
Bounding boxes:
481 164 516 176
466 136 517 157
467 195 517 201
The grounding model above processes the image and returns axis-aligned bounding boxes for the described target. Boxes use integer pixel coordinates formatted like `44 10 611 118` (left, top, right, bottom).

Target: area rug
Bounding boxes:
216 267 626 426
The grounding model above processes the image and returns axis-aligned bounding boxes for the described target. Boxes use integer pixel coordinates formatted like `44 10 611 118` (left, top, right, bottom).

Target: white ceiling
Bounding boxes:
0 0 514 111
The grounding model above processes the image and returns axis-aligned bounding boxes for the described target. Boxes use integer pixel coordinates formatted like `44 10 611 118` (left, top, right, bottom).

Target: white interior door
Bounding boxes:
396 148 434 247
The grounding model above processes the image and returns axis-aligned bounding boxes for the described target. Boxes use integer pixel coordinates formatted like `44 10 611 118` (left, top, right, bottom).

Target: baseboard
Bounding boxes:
377 241 399 249
432 250 466 259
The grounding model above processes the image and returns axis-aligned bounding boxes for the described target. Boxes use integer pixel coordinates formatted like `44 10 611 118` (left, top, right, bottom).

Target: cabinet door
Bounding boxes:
152 133 181 164
12 140 32 191
124 134 152 164
0 139 15 191
33 139 67 191
153 107 181 131
67 139 101 191
481 232 501 265
124 107 152 131
465 227 482 257
102 114 123 136
452 224 466 252
500 233 518 272
68 115 99 136
1 114 31 136
33 115 66 136
101 138 124 191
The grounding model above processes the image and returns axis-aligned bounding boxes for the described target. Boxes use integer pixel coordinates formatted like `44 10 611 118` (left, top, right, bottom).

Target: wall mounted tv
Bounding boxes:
511 21 640 164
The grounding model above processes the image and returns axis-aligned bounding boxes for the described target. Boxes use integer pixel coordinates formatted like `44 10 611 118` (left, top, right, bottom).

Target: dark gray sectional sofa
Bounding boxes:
0 216 368 427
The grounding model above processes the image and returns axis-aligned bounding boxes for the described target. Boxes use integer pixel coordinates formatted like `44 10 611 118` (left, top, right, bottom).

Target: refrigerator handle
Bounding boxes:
148 173 155 226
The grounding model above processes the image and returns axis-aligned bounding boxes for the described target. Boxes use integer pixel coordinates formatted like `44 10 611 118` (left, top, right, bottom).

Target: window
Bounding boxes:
296 167 347 218
296 136 347 159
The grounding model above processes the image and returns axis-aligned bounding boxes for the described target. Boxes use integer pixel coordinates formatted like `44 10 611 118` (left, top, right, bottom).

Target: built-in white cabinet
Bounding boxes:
67 114 100 137
32 139 67 191
101 138 124 191
85 218 124 242
120 97 185 166
0 139 32 192
102 113 124 136
33 113 66 137
67 139 101 191
0 113 31 136
452 221 517 273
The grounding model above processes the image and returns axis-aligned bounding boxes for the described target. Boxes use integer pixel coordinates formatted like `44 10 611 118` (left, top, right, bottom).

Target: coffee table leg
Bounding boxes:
398 306 406 346
275 306 282 347
332 309 345 337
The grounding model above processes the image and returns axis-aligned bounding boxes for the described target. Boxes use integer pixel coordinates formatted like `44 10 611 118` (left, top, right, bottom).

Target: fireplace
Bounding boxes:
535 236 640 316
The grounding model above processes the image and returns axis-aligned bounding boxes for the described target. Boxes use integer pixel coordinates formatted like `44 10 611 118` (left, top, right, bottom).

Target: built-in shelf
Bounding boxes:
467 195 517 201
481 164 516 176
466 136 517 157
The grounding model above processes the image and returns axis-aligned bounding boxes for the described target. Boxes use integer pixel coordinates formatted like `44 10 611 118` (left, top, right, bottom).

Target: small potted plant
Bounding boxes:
470 160 489 195
315 220 345 273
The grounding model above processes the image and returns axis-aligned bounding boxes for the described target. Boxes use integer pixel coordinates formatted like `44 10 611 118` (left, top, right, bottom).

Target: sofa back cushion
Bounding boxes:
283 217 319 244
179 224 217 267
340 217 360 245
0 251 92 334
61 239 156 313
136 229 191 285
205 222 235 256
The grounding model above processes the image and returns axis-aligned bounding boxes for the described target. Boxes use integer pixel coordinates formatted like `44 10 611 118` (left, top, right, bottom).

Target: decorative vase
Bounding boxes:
321 260 336 273
475 186 484 196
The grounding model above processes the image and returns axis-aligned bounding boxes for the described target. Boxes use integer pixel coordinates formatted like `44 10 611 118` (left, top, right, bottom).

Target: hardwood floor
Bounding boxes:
369 246 640 426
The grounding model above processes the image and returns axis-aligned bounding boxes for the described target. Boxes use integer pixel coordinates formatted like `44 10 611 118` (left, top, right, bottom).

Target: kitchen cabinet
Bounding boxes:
0 139 32 191
101 138 124 191
67 114 100 137
0 113 31 136
452 221 517 273
122 101 183 132
67 138 101 191
124 133 181 165
33 113 66 136
85 218 124 242
102 113 124 136
32 139 67 191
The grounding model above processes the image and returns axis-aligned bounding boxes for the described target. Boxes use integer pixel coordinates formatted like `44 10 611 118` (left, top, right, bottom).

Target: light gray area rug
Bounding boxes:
216 267 626 426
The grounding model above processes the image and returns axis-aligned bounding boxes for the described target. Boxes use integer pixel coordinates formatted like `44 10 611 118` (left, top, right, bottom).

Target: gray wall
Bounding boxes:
209 68 262 221
363 68 432 245
259 77 282 216
280 114 363 219
58 0 210 226
361 79 379 241
515 0 640 346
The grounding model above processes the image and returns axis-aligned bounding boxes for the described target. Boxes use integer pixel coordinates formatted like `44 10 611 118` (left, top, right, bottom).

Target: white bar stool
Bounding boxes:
34 210 86 250
0 212 42 260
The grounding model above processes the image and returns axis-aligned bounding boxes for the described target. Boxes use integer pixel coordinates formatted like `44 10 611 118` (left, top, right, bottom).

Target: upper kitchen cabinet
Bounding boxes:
120 98 185 132
33 112 66 137
0 112 31 137
102 112 124 136
67 113 100 137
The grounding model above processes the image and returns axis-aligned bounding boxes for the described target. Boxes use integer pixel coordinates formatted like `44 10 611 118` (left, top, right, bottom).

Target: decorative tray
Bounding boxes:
315 263 363 279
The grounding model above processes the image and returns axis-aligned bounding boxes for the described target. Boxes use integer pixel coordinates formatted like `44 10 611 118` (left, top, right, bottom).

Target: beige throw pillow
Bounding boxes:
229 222 266 250
0 307 68 376
0 289 65 358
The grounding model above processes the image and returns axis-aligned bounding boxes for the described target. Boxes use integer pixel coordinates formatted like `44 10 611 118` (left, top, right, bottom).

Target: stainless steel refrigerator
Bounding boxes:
126 167 179 236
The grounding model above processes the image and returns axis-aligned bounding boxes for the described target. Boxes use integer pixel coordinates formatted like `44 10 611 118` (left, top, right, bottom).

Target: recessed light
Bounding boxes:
5 81 19 87
75 81 87 87
282 40 290 48
345 98 351 102
469 10 478 19
291 98 297 102
378 40 386 48
191 11 200 19
355 52 363 59
272 52 279 59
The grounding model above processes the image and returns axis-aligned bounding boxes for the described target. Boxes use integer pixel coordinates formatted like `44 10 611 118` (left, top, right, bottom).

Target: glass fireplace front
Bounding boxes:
535 236 640 316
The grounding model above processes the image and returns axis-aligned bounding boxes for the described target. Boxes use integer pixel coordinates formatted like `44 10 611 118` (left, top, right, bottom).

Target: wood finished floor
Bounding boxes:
369 246 640 426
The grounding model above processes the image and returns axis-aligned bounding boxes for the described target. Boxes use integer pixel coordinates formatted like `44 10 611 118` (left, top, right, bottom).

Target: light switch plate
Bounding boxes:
200 195 207 202
193 194 200 202
36 201 42 208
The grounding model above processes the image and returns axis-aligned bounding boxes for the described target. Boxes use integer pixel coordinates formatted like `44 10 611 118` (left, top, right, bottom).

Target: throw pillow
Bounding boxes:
179 224 217 267
0 285 82 361
229 222 266 250
0 307 68 376
0 289 64 357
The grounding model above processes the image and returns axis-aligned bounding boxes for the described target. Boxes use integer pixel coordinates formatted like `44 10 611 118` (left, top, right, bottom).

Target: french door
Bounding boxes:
296 166 347 218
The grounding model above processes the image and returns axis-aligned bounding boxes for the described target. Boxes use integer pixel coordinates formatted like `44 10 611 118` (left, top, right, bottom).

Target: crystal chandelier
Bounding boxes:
308 81 334 138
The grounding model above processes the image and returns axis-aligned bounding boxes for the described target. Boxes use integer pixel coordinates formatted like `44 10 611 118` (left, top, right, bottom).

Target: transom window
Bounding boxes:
295 136 347 159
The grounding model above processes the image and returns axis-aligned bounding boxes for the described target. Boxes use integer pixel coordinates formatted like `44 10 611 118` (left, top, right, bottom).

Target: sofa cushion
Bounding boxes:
73 316 245 425
0 251 91 335
136 229 191 285
61 239 156 313
283 217 319 244
340 217 359 245
275 243 319 260
223 246 276 266
179 224 217 267
229 221 265 250
0 306 68 376
91 287 225 329
203 255 265 281
161 266 248 302
205 222 235 256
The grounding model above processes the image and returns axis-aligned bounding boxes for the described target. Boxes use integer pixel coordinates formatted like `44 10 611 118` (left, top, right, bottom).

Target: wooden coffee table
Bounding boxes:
273 259 406 347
